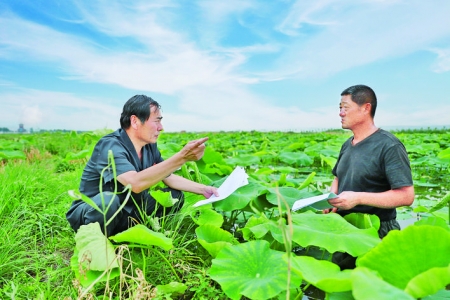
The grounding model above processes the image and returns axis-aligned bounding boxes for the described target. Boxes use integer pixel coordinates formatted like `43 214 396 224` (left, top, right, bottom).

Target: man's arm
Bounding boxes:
117 138 208 193
328 185 414 211
163 174 219 198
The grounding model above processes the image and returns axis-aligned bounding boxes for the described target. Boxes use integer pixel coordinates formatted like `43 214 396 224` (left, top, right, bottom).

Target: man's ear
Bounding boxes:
130 115 139 129
363 103 372 115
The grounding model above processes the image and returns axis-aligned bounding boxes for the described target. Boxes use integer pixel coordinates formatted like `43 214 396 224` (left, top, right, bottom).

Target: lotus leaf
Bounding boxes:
287 255 352 293
351 267 414 300
290 212 380 257
195 224 238 258
209 240 302 300
357 224 450 297
190 208 224 227
109 224 173 251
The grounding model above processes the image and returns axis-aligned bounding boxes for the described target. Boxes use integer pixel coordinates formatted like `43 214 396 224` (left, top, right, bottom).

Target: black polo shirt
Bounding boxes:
79 128 164 213
332 129 413 221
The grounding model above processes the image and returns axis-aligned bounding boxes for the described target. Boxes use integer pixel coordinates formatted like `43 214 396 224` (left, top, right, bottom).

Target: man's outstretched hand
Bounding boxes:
180 137 209 161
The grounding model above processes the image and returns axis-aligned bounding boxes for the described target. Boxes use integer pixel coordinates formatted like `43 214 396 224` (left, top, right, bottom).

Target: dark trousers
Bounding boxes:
66 188 184 236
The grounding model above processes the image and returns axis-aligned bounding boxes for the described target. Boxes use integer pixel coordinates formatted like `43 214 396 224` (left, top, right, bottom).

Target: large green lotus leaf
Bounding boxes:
287 255 352 293
405 265 450 298
190 208 224 227
291 213 380 256
278 151 313 166
196 224 238 258
357 225 450 291
75 222 119 271
0 150 26 160
351 267 415 300
213 182 264 211
70 248 120 287
109 224 173 251
209 240 302 300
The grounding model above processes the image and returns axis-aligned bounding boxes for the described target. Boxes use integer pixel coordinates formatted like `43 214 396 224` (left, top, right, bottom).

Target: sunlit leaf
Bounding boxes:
351 267 414 300
190 208 224 227
109 224 173 251
152 189 178 208
155 281 187 297
290 212 380 257
72 223 120 287
357 225 450 296
209 240 302 300
195 224 238 258
287 255 352 293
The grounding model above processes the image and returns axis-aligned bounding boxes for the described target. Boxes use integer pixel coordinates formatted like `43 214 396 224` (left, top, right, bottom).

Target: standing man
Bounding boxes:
324 85 414 268
66 95 218 236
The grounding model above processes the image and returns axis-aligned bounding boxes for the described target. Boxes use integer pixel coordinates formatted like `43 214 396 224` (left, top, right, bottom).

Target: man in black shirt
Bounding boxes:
66 95 218 235
324 85 414 268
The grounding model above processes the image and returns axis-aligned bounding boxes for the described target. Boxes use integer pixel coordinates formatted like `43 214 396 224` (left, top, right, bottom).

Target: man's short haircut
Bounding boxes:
341 85 377 118
120 95 161 129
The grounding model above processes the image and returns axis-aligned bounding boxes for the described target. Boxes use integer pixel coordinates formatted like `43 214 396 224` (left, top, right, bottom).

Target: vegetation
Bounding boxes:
0 128 449 299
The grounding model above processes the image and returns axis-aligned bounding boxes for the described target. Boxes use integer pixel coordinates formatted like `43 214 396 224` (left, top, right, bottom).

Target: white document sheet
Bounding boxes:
193 166 249 208
291 193 337 211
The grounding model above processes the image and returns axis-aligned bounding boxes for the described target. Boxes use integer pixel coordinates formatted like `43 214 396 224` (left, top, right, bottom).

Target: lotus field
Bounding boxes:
0 128 449 299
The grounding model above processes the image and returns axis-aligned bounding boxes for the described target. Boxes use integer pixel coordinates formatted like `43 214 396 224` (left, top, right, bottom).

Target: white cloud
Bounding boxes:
0 12 252 94
430 47 450 73
0 89 121 131
273 0 450 80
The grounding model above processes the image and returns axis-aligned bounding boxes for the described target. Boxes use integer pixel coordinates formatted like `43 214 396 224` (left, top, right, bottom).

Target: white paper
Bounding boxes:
193 166 249 207
291 193 337 211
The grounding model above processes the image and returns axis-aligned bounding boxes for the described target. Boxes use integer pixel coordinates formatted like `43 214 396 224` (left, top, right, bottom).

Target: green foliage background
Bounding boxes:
0 128 449 299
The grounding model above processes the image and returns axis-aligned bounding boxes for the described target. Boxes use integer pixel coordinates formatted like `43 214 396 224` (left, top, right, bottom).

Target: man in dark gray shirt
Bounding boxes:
66 95 218 236
324 85 414 269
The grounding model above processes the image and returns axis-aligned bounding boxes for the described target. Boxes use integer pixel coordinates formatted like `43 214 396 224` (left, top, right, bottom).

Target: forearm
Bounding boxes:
117 152 188 193
357 186 415 209
163 174 207 195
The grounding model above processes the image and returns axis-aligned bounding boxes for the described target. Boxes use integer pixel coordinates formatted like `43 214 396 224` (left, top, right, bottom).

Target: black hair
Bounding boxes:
341 85 377 118
119 95 161 129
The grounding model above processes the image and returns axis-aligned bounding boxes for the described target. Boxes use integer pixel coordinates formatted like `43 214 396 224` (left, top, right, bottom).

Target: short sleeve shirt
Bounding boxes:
332 129 413 221
79 128 164 211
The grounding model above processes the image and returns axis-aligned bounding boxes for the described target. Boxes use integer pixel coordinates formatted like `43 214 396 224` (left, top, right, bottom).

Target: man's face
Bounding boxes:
136 105 163 144
339 95 366 130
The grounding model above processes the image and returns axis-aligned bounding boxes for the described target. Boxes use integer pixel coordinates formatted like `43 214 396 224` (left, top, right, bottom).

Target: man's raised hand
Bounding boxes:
180 137 209 161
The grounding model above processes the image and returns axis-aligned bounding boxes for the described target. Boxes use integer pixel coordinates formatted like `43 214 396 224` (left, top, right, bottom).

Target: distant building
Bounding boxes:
18 123 27 133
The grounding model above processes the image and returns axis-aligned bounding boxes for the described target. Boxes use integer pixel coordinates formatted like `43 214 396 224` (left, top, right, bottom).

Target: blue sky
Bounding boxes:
1 0 449 132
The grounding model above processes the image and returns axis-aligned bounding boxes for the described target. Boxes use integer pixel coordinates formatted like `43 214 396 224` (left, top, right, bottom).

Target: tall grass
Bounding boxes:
0 159 80 298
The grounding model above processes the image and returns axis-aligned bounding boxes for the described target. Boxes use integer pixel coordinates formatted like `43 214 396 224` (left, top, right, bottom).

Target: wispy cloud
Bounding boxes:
0 0 449 132
0 89 121 130
430 47 450 73
273 0 450 79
